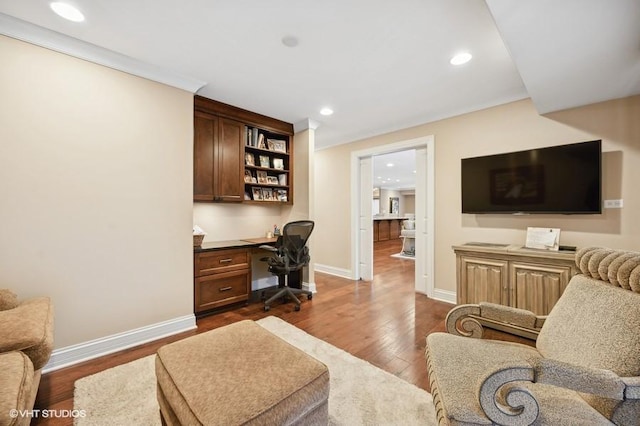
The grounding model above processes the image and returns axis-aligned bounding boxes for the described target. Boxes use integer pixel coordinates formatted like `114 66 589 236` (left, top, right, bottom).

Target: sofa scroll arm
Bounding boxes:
445 304 483 338
479 361 539 426
445 302 546 339
478 358 639 426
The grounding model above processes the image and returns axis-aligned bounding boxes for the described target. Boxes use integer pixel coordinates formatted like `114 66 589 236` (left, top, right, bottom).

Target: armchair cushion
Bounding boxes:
0 297 54 370
537 276 640 378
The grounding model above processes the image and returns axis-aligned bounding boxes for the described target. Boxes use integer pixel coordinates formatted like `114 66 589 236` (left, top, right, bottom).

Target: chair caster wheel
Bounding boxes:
264 305 270 312
307 294 313 300
294 305 301 311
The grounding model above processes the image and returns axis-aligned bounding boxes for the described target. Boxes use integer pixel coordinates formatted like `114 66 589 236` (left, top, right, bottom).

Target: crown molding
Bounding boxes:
294 118 320 133
0 13 206 93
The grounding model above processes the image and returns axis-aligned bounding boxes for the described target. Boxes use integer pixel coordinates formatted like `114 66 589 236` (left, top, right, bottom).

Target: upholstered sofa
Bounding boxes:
0 290 54 426
426 247 640 425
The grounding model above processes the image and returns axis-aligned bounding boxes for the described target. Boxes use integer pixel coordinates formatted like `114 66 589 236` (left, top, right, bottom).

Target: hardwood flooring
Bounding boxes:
32 239 532 425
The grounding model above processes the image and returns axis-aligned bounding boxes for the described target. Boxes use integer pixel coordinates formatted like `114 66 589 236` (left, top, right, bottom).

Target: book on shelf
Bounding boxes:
257 133 266 149
278 174 287 186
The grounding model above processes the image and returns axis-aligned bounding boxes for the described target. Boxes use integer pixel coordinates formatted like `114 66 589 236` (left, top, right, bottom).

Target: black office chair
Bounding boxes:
260 220 314 312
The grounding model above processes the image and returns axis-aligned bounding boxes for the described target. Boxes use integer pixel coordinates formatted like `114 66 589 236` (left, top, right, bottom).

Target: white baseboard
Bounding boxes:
302 281 317 293
44 314 196 373
432 289 457 304
314 263 353 279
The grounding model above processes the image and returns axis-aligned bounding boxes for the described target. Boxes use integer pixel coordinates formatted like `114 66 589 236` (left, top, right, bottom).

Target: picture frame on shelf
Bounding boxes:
244 170 253 183
252 187 263 201
257 133 266 149
276 189 288 202
259 155 270 168
278 174 287 186
262 188 274 201
267 176 278 185
268 139 287 153
245 152 255 166
272 158 284 170
257 170 268 184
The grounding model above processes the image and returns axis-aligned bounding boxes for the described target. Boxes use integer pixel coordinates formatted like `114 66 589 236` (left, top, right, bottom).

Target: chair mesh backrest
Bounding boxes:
281 221 314 266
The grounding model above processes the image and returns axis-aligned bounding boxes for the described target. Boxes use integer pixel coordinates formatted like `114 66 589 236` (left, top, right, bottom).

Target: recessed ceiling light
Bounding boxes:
450 52 472 66
50 2 85 22
386 163 394 167
320 107 334 116
281 35 299 48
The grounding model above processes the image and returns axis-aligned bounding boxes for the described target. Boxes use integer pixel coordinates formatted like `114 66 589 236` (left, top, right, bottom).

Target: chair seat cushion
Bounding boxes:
0 351 34 426
156 320 329 425
426 333 610 425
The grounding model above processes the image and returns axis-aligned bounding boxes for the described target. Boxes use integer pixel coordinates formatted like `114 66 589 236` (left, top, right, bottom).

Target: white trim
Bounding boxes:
432 289 457 304
0 13 206 93
43 314 196 373
302 281 317 293
350 136 435 296
314 263 353 280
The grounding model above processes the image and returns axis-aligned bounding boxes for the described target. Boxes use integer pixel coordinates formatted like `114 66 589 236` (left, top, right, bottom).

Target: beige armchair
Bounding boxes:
0 290 54 426
426 247 640 425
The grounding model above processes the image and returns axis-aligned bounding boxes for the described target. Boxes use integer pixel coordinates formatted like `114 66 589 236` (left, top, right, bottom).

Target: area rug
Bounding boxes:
74 316 436 425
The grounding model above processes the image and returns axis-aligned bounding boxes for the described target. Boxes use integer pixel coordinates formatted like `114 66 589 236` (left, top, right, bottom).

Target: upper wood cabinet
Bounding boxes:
193 96 294 204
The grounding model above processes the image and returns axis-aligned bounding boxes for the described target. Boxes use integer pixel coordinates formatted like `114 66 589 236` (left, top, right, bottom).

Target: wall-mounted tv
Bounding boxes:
461 140 602 214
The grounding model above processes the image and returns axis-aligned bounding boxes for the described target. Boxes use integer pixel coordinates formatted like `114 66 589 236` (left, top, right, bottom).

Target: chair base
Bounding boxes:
263 285 312 311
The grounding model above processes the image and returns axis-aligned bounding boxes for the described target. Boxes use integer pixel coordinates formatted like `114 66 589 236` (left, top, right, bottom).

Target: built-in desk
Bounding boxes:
194 238 277 316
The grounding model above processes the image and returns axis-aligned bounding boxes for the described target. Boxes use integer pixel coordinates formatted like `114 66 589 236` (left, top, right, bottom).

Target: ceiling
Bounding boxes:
1 0 638 158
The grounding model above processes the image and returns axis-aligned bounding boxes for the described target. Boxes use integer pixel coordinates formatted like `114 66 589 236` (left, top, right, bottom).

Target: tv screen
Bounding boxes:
461 140 602 214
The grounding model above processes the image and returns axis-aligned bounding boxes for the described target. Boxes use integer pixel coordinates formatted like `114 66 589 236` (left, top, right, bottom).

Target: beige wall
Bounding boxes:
0 36 194 348
315 96 640 294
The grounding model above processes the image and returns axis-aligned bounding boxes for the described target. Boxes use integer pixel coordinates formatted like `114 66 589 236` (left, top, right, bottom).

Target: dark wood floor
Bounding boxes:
33 239 532 425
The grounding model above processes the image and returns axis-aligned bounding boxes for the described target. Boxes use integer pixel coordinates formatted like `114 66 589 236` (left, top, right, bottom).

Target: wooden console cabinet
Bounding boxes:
194 96 294 204
453 244 578 316
194 247 251 314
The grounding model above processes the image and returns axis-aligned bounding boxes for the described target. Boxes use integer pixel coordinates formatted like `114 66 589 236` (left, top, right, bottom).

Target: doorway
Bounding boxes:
350 136 435 296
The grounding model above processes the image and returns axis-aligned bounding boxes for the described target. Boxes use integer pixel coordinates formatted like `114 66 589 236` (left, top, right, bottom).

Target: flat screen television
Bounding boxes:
461 140 602 214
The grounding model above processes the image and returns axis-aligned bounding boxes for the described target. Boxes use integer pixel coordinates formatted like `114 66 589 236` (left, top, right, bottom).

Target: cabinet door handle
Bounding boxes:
219 286 233 292
219 258 233 263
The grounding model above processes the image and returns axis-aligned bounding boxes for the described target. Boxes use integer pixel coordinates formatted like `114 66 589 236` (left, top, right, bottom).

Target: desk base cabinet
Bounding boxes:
194 248 251 314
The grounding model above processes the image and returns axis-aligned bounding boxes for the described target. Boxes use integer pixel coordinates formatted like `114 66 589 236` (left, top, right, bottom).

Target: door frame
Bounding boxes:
350 135 435 296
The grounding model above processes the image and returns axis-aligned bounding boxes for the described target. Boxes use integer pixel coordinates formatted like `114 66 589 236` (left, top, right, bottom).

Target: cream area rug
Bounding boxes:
74 316 436 425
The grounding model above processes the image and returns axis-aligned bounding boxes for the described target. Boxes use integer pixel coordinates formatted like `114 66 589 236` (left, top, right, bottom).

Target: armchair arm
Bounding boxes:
531 358 628 400
446 303 546 339
478 358 639 425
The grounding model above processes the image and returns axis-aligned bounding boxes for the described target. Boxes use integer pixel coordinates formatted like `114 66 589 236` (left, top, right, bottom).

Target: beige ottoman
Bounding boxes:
155 320 330 425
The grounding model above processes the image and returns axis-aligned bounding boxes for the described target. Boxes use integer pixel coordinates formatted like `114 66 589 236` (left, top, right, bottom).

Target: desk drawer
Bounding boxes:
195 269 250 312
195 248 250 276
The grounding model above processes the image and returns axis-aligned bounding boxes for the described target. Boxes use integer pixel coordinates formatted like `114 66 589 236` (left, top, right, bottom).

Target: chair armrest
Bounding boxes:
478 358 639 425
445 304 483 337
623 377 640 399
531 358 628 400
479 303 546 330
479 360 539 425
259 245 278 252
445 303 546 339
0 297 54 369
